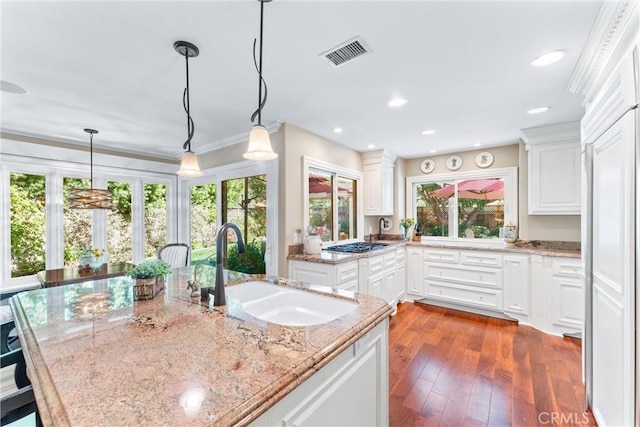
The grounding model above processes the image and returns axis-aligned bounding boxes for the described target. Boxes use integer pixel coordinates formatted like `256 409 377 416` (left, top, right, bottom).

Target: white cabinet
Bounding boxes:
394 246 406 303
253 318 389 426
522 121 581 215
359 250 397 311
549 258 583 334
502 254 530 320
362 149 395 216
423 248 503 312
404 245 583 336
405 246 424 297
288 259 358 292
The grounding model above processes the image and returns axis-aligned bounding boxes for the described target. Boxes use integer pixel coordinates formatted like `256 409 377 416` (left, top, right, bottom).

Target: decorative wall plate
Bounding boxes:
420 159 435 174
475 151 494 168
446 155 462 171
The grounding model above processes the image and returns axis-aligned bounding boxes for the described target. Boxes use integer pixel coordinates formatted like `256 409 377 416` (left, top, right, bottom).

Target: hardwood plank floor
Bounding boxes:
389 302 597 427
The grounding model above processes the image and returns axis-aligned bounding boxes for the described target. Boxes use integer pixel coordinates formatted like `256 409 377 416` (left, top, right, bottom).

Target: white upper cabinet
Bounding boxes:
362 150 395 216
522 121 581 215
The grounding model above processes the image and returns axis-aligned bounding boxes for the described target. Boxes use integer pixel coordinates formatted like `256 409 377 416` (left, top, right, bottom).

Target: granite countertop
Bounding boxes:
11 267 392 426
288 239 579 264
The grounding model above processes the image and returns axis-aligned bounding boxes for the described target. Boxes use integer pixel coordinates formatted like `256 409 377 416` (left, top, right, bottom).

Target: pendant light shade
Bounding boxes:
175 40 203 177
69 129 113 210
245 125 278 161
177 151 203 177
244 0 278 161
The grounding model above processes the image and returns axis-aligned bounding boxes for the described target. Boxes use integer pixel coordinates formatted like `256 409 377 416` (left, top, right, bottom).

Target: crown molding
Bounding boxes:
568 0 639 103
520 121 581 150
361 148 397 165
195 120 283 154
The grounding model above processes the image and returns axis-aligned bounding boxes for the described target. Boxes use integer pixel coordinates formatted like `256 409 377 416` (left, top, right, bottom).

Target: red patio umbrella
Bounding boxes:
428 179 504 200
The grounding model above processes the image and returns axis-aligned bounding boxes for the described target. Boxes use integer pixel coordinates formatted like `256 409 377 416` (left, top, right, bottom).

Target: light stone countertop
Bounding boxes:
10 267 392 426
288 240 579 264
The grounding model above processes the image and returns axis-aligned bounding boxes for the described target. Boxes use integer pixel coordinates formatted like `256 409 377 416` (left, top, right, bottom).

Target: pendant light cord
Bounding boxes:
182 51 195 152
251 0 268 125
89 132 94 190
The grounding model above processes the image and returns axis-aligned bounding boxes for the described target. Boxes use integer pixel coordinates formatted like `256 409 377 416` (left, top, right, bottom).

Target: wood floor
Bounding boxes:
388 302 597 427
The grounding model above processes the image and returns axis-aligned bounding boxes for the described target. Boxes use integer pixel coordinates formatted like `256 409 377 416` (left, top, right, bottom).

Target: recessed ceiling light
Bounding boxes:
527 106 550 114
0 80 27 94
388 98 407 108
429 149 437 154
473 143 482 147
367 144 376 149
530 50 566 67
333 127 343 133
422 129 437 135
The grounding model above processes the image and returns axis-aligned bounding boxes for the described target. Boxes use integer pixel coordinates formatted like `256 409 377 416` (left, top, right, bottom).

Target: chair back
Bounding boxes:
157 243 190 268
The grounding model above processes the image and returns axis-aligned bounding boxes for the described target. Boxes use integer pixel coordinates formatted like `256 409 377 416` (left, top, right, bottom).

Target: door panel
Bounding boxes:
590 112 635 426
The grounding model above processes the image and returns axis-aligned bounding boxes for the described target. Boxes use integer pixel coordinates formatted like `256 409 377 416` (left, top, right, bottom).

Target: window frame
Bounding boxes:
1 151 176 291
406 166 518 246
180 159 279 276
302 156 363 244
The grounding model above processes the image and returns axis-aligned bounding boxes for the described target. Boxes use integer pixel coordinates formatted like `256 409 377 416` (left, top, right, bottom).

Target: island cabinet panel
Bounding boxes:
253 319 389 427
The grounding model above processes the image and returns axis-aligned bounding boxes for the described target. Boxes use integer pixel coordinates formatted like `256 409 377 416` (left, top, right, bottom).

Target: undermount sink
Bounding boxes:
225 281 357 327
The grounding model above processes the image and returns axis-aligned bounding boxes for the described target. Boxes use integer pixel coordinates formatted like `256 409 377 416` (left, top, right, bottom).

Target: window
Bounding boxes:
63 177 93 267
107 181 133 262
10 173 46 277
2 150 176 290
190 183 217 265
304 157 361 243
407 167 517 241
144 183 167 259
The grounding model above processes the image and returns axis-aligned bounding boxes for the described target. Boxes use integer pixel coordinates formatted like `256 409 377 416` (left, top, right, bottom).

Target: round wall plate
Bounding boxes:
420 159 435 174
446 155 462 171
381 217 393 231
475 152 494 168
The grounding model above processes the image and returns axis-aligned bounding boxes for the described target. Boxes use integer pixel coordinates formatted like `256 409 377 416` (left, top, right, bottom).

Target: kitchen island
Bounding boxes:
10 266 392 426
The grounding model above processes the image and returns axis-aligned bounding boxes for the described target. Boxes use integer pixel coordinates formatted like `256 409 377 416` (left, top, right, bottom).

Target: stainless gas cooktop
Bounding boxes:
323 242 389 253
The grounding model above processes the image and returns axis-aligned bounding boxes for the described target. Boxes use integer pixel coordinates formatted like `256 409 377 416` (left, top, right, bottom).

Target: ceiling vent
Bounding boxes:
320 37 370 67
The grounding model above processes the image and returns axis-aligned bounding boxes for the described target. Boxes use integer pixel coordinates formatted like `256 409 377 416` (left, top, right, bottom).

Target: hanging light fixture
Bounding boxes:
244 0 278 161
175 40 204 177
69 129 113 209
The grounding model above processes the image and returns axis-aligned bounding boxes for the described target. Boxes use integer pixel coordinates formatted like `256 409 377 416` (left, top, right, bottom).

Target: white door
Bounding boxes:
590 111 635 426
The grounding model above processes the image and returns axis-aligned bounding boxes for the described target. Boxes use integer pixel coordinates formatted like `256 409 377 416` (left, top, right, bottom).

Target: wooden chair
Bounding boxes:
157 243 190 268
1 319 42 426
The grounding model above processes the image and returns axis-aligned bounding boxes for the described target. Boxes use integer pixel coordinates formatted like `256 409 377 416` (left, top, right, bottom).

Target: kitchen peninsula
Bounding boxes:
10 267 392 426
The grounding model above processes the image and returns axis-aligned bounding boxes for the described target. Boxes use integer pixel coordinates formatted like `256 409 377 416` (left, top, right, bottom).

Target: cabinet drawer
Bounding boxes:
336 261 359 284
460 251 503 268
425 280 503 311
424 249 459 264
426 264 502 289
551 260 582 278
338 279 358 293
366 256 384 275
383 252 396 269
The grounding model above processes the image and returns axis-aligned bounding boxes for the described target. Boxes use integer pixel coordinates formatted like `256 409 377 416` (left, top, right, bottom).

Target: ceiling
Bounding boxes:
0 1 602 161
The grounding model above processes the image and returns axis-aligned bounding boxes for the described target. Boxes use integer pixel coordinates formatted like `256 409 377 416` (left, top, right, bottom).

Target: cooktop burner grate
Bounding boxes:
323 242 389 253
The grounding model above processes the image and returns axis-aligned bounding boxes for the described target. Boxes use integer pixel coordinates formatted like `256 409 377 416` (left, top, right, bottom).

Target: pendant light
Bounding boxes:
243 0 278 161
69 129 113 209
175 40 204 177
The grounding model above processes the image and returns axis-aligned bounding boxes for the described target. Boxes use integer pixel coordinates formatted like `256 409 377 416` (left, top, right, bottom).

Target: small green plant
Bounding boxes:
126 259 172 279
400 218 415 229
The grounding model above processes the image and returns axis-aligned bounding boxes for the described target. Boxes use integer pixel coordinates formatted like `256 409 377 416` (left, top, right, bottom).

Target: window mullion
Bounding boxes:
47 172 63 269
131 180 144 263
332 173 339 242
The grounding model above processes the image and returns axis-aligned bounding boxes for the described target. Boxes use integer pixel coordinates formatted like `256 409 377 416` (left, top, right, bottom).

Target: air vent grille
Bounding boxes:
320 37 370 67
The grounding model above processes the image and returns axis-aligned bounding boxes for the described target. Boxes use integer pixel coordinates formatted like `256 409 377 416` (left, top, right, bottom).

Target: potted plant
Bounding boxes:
126 259 172 300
